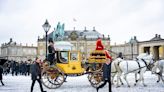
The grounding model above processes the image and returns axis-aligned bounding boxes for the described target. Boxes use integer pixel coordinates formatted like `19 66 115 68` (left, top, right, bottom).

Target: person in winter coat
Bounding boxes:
47 38 55 65
95 38 112 92
0 65 4 86
117 52 123 59
30 57 46 92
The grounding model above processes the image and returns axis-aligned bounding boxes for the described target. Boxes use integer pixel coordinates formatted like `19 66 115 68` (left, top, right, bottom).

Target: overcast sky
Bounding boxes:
0 0 164 46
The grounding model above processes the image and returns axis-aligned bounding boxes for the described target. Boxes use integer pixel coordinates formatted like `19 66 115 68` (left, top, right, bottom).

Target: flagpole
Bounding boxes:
73 18 77 30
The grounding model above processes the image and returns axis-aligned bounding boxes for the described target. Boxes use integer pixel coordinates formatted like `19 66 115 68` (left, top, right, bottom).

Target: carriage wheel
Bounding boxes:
41 67 65 89
87 63 103 72
88 72 103 88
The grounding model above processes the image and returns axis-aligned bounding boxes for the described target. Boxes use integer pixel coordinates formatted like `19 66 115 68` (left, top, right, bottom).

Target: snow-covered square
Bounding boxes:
0 71 164 92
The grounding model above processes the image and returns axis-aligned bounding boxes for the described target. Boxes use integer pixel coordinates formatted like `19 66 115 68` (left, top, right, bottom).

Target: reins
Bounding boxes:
122 59 157 75
108 50 162 77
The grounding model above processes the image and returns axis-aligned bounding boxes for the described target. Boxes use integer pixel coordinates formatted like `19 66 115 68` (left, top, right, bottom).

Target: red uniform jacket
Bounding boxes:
96 38 112 61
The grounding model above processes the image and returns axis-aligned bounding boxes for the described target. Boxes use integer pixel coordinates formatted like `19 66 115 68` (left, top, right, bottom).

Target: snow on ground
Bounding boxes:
0 71 164 92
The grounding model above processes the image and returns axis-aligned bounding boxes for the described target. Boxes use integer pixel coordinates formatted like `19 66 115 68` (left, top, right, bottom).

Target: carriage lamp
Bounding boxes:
42 19 51 60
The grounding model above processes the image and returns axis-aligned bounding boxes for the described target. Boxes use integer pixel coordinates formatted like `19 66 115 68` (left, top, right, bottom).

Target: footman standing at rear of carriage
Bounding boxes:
95 38 112 92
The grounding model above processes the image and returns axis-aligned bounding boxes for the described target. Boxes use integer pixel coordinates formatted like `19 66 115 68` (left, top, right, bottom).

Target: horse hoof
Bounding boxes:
121 83 124 85
134 84 136 86
128 85 130 87
157 81 159 83
144 85 147 87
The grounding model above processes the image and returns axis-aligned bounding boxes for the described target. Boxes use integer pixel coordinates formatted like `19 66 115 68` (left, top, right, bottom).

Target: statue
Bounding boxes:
53 22 65 41
61 23 65 37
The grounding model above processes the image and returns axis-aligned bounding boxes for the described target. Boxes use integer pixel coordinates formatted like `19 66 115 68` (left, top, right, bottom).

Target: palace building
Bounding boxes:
111 34 164 60
139 34 164 60
37 25 110 60
1 38 37 61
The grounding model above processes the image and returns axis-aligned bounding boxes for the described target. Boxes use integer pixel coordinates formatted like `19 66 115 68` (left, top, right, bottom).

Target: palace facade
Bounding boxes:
37 27 110 60
111 34 164 60
1 38 37 61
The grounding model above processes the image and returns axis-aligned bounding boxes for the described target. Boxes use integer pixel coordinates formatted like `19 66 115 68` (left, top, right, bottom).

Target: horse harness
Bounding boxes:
141 59 152 71
117 59 123 72
117 59 128 73
117 58 150 75
136 59 141 74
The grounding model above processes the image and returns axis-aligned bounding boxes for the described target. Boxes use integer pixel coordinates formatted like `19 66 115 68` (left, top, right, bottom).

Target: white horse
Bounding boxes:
152 60 164 83
113 53 154 87
111 61 124 85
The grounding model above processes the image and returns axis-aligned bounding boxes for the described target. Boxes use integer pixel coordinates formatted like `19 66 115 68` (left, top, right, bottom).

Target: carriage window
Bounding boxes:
60 52 68 63
70 53 78 61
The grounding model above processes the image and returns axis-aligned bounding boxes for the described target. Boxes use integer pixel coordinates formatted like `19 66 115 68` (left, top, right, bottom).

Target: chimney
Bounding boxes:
93 27 96 31
84 27 86 31
158 35 161 38
155 34 158 38
134 36 137 40
10 38 13 43
38 36 40 40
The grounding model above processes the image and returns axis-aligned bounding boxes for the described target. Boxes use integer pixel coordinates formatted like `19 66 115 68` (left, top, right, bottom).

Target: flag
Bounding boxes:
73 18 77 22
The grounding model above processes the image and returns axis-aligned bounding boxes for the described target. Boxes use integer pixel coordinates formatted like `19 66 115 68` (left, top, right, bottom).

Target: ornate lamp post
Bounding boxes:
129 38 135 59
42 19 51 59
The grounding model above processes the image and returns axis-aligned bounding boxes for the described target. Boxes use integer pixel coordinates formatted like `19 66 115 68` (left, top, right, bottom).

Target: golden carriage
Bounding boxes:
41 50 107 89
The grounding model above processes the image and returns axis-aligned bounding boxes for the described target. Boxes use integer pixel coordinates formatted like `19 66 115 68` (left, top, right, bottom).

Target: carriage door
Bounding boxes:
68 51 84 73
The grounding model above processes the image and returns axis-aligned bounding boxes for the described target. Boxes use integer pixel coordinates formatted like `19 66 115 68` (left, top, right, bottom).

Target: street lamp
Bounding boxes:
42 19 51 59
129 38 135 59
